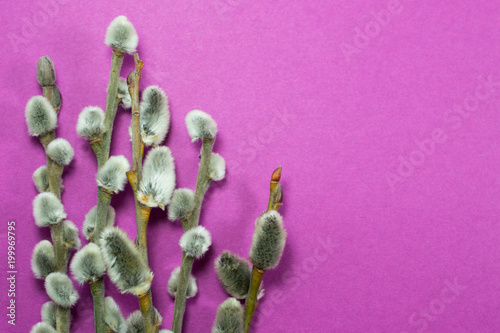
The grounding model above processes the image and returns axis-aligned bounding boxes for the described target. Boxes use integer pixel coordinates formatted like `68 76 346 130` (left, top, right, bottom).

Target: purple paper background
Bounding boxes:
2 0 500 332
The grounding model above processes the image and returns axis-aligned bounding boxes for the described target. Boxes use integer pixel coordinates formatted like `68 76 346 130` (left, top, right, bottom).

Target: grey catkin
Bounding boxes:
100 227 153 295
249 211 287 270
31 240 55 279
215 251 252 299
211 298 244 333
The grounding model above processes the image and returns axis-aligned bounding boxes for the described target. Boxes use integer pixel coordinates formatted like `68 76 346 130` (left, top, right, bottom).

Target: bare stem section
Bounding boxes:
172 138 215 333
90 278 106 333
243 266 266 333
99 50 125 165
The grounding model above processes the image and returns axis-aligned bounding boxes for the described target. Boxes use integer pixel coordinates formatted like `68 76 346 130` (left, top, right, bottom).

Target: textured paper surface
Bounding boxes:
1 1 500 332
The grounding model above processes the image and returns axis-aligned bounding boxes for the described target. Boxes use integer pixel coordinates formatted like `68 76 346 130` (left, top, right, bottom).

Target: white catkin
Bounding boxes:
212 298 244 333
117 78 132 109
33 192 67 227
137 146 176 209
33 165 49 192
30 322 57 333
25 96 57 136
104 16 139 54
82 205 116 240
185 110 218 142
125 310 146 333
44 272 79 307
179 226 212 259
209 153 226 181
41 301 57 328
63 220 81 250
96 155 130 193
100 227 153 295
167 266 198 298
168 188 195 221
70 243 106 283
249 211 287 270
76 106 106 139
104 297 126 333
46 138 74 166
140 85 170 146
31 240 55 279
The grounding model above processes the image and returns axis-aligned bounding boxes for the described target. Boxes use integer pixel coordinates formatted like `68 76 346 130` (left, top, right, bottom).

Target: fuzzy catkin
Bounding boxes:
41 301 57 328
70 243 106 283
46 138 74 166
209 153 226 181
168 188 195 221
212 298 244 333
117 78 132 109
30 322 57 333
100 227 153 295
140 85 170 146
137 146 176 208
25 96 57 136
45 272 79 307
76 106 106 139
104 297 126 333
125 310 146 333
167 267 198 299
82 205 116 240
31 240 55 279
249 211 287 270
104 16 138 54
96 155 130 193
185 110 218 142
33 192 67 227
215 251 252 299
33 166 49 192
63 220 81 250
179 226 212 258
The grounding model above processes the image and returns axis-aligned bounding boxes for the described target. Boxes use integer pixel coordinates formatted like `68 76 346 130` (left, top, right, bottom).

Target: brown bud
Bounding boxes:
37 56 56 86
271 167 282 182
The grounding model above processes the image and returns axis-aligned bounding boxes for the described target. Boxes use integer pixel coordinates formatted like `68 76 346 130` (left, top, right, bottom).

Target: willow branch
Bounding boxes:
243 167 283 332
172 138 215 333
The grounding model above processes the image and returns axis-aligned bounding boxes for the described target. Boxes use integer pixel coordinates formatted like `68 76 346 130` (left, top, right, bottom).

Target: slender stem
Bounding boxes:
172 138 215 333
55 306 71 333
138 292 157 333
90 278 106 333
243 266 266 333
99 50 124 164
185 138 215 230
50 222 66 273
48 163 63 200
93 189 113 244
171 254 195 333
135 206 151 262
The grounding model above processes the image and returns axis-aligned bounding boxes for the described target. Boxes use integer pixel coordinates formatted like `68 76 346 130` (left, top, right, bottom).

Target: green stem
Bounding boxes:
99 50 124 164
50 222 66 273
172 138 215 333
243 266 265 333
93 189 113 244
171 254 195 333
90 279 106 333
55 306 71 333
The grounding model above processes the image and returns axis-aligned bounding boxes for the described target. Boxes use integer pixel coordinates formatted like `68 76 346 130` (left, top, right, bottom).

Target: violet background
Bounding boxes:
2 0 500 332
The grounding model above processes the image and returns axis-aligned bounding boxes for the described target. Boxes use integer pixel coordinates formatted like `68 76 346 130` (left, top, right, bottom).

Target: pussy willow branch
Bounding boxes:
243 167 283 333
124 54 157 333
37 66 70 333
172 138 215 333
87 48 125 333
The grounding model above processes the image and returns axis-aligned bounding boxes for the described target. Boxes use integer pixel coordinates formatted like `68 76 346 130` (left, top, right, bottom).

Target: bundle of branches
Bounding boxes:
27 16 286 333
